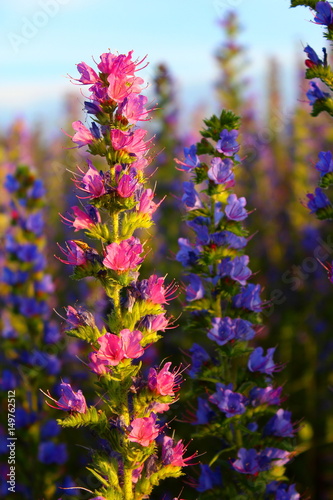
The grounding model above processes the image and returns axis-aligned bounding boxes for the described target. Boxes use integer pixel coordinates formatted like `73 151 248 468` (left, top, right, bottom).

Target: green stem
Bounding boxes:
123 466 133 500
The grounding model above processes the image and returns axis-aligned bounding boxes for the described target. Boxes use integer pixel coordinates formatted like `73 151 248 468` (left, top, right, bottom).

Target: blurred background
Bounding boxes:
2 0 333 499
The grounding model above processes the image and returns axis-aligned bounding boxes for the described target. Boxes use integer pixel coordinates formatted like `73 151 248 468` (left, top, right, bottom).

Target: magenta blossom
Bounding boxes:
94 329 144 366
127 414 160 446
71 121 95 147
57 241 87 266
117 174 138 198
111 128 151 158
103 236 144 272
137 188 162 215
88 352 110 374
43 382 87 413
148 362 180 396
76 62 99 84
161 436 196 467
75 161 107 199
61 205 101 231
120 329 144 359
118 94 149 124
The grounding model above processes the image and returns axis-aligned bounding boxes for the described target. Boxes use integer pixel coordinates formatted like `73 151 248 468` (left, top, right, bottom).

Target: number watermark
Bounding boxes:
7 390 16 493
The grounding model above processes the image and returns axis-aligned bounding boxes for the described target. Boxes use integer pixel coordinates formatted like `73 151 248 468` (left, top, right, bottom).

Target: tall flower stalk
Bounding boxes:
44 50 194 500
176 110 299 499
0 164 68 499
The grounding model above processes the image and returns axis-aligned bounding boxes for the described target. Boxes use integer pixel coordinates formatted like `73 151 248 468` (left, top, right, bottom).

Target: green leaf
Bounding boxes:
290 0 317 7
319 171 333 188
58 407 108 430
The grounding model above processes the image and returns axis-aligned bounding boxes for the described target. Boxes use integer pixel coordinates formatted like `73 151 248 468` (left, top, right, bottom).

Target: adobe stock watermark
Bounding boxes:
262 234 333 318
7 0 71 54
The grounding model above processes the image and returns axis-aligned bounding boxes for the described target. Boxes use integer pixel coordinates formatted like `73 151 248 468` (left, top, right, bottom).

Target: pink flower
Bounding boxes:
61 205 101 231
88 352 110 374
107 74 134 103
43 382 87 413
103 237 143 272
97 52 118 74
120 329 144 359
127 414 160 446
144 275 177 304
71 121 95 147
148 362 178 396
137 188 161 215
118 95 149 124
96 332 124 366
75 161 107 199
111 128 150 158
76 62 99 84
161 437 195 467
57 240 87 266
144 313 169 332
65 305 95 329
117 174 138 198
131 158 149 171
132 464 144 484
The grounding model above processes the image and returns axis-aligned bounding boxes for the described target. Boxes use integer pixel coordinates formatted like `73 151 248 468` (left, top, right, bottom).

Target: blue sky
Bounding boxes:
0 0 325 127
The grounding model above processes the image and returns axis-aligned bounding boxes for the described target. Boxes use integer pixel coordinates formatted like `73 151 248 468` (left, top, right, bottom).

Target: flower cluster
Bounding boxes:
176 110 299 498
0 165 68 498
45 51 194 500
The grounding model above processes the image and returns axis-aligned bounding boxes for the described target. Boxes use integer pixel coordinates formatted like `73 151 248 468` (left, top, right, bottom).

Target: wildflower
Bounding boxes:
315 151 333 176
117 94 149 124
116 174 138 198
185 274 204 301
209 384 246 417
264 409 296 438
61 205 101 231
175 144 200 171
176 238 200 266
148 362 179 396
314 1 333 26
266 482 300 500
57 240 88 266
208 157 234 185
248 347 280 375
304 44 322 68
307 187 331 212
182 181 203 210
45 382 87 413
103 236 143 272
161 436 196 466
233 283 262 312
71 120 95 147
127 414 160 446
231 448 259 475
76 61 99 84
208 317 236 345
188 343 210 378
225 193 248 221
196 464 222 492
38 442 68 465
306 81 330 105
218 255 252 285
76 161 107 199
137 188 160 215
216 128 240 156
249 385 283 407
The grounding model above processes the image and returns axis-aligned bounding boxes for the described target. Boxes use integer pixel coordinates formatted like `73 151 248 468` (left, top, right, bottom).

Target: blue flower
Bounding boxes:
307 187 331 212
304 44 322 66
208 157 234 185
314 1 333 26
2 267 28 285
225 194 248 221
43 323 61 344
233 283 262 312
194 397 215 424
16 243 39 262
209 383 246 417
196 464 222 492
186 274 204 301
211 230 247 249
248 347 279 375
176 238 200 266
188 343 210 378
187 217 210 245
315 151 333 176
175 144 200 171
0 370 18 390
216 129 240 156
4 174 20 193
231 448 259 474
218 255 252 285
306 81 330 105
208 317 235 345
25 212 44 235
266 481 300 500
264 409 296 438
182 181 203 210
38 441 68 465
249 385 282 406
234 318 255 341
28 179 45 199
41 420 61 439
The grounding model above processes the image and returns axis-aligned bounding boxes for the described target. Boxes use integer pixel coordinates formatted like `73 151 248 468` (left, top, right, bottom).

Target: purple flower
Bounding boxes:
194 397 215 424
0 370 18 391
16 243 39 262
176 238 200 266
208 157 234 185
233 283 262 312
28 179 46 199
211 230 247 249
231 448 259 474
234 318 255 341
208 317 235 345
25 212 44 235
187 217 210 245
225 194 248 221
40 420 61 439
306 81 330 105
196 464 222 492
209 383 246 417
2 268 28 285
249 385 283 406
188 343 210 378
259 448 291 469
314 1 333 26
264 409 296 438
315 151 333 176
182 181 203 210
218 255 252 285
38 442 68 465
266 482 300 500
307 187 331 212
117 174 138 198
48 382 87 413
248 347 280 375
304 44 322 66
175 144 200 171
4 174 20 193
186 274 204 301
216 129 240 156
